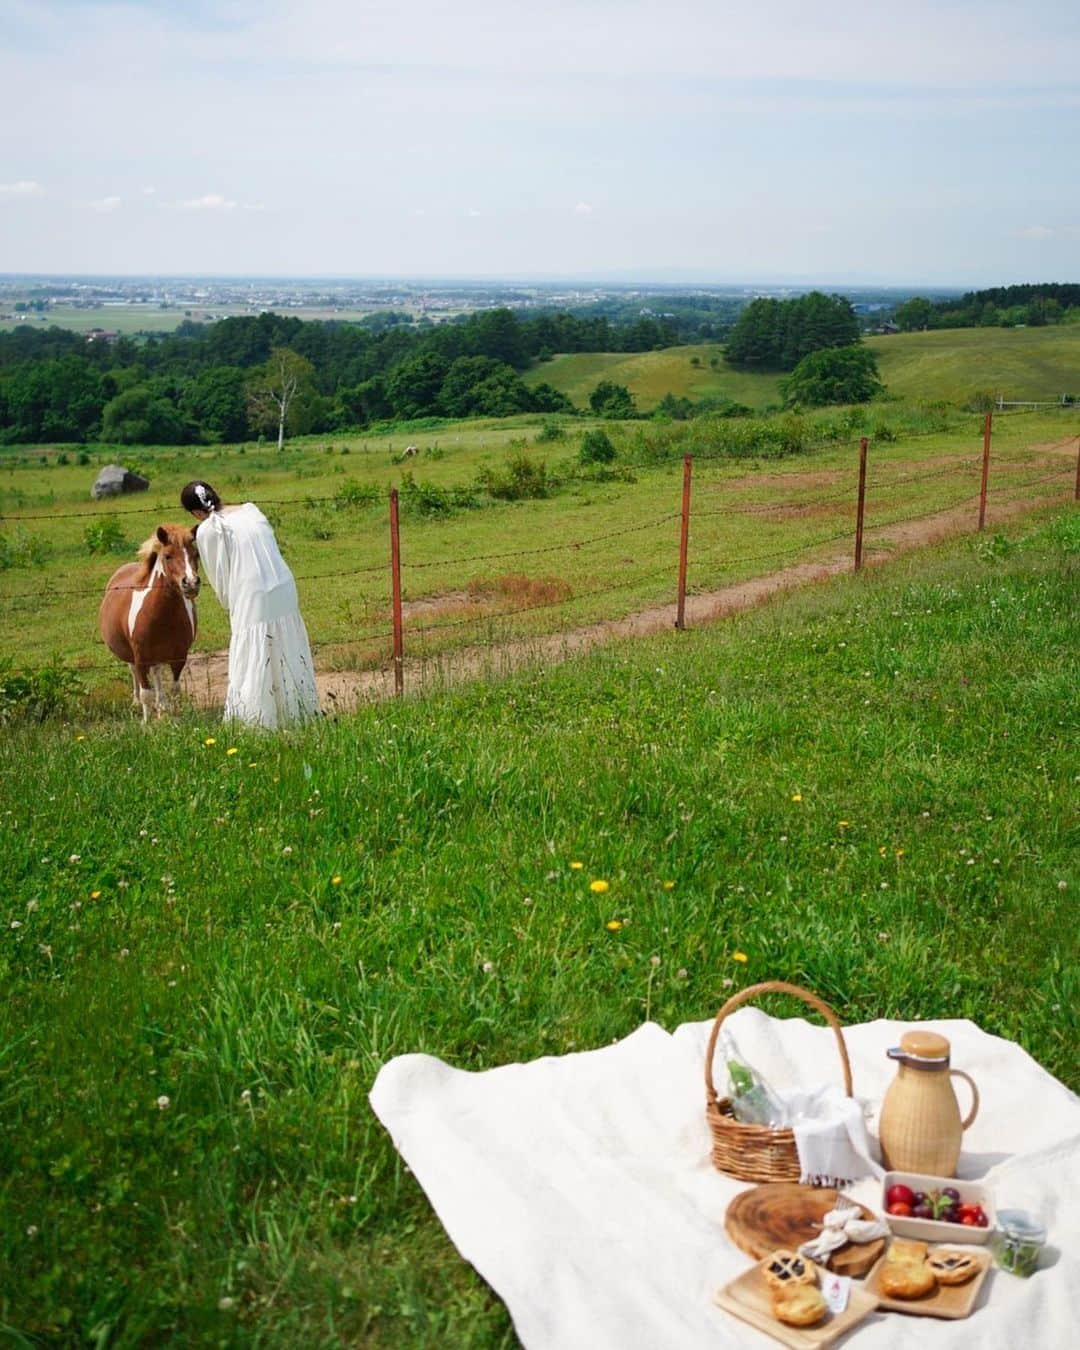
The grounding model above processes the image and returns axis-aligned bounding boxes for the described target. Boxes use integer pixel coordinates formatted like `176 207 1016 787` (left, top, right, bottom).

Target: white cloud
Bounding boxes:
178 193 237 210
574 202 593 215
0 180 45 197
142 186 156 195
87 195 122 212
1018 224 1054 239
467 208 481 217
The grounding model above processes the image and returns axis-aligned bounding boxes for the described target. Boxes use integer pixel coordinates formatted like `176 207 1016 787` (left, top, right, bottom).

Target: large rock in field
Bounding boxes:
91 464 150 499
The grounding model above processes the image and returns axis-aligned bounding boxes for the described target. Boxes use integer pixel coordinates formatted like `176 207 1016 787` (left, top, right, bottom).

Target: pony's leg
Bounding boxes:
168 660 186 714
151 665 166 718
130 666 140 709
134 664 155 724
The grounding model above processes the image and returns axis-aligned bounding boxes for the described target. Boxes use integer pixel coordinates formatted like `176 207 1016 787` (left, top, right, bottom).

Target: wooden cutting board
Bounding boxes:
725 1184 885 1279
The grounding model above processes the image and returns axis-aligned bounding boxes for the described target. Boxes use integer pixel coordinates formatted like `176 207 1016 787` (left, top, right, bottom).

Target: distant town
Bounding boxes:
0 274 947 337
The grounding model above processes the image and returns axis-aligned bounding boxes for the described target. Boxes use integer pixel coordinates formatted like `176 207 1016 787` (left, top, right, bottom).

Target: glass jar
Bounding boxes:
991 1209 1047 1277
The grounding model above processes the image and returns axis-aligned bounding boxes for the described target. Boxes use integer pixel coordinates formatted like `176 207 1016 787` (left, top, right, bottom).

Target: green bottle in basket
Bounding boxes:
878 1030 980 1178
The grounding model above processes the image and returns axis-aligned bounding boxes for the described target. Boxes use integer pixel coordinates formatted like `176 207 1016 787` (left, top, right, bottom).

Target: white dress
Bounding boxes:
196 503 319 728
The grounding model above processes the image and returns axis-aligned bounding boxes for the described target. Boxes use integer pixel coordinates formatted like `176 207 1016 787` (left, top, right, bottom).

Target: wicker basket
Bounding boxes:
704 980 853 1183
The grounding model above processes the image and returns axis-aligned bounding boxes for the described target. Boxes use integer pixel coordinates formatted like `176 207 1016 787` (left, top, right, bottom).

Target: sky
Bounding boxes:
1 0 1078 285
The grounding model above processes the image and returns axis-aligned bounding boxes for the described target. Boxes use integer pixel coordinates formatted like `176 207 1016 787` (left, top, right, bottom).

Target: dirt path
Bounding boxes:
182 459 1076 712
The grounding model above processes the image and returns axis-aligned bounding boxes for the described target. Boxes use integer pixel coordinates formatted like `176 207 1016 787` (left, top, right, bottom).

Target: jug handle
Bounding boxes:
950 1069 979 1129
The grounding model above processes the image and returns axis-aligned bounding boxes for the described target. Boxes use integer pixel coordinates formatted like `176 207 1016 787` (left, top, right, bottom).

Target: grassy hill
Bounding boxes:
525 326 1080 412
2 508 1076 1342
867 324 1080 405
523 345 784 411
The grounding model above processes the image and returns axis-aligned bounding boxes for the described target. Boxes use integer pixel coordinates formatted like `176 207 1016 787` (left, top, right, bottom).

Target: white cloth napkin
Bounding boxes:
798 1203 890 1263
785 1084 885 1188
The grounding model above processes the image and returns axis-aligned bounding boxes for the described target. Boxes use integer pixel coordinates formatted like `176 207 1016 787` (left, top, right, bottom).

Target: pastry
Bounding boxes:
878 1240 936 1299
889 1238 929 1264
760 1249 817 1291
772 1284 828 1328
927 1249 981 1285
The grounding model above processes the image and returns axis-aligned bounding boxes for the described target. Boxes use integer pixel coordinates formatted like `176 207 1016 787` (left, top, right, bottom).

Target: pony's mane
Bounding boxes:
136 524 188 563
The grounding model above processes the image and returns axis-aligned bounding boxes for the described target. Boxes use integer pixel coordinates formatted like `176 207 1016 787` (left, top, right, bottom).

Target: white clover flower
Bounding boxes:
156 1095 171 1110
69 854 81 864
481 960 494 974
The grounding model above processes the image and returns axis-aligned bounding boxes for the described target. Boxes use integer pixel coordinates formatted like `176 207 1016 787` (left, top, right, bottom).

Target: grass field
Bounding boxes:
523 345 784 411
1 407 1076 691
0 304 388 337
523 327 1080 413
1 506 1076 1344
868 324 1080 405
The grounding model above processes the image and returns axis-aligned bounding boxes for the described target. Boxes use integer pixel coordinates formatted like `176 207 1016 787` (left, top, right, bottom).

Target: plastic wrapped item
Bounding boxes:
722 1029 788 1127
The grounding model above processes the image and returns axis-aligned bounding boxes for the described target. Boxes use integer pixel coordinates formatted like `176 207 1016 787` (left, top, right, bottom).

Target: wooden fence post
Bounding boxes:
675 454 692 629
854 437 868 571
978 412 992 530
389 488 404 697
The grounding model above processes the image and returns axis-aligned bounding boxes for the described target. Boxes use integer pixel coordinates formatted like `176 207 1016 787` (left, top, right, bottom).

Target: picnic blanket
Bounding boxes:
370 1012 1079 1348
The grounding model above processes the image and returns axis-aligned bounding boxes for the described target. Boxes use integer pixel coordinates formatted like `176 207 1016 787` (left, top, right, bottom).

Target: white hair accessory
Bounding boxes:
195 484 216 512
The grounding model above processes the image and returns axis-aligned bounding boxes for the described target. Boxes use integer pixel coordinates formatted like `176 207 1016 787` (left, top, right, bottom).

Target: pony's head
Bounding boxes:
139 524 201 599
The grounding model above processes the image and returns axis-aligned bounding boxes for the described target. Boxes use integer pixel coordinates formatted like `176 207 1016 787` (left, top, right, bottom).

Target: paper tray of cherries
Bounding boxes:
883 1171 995 1245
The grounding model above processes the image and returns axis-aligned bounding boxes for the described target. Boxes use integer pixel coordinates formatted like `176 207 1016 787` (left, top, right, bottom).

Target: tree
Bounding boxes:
781 346 883 408
894 297 935 332
246 347 315 450
101 384 191 444
181 366 248 442
589 380 636 419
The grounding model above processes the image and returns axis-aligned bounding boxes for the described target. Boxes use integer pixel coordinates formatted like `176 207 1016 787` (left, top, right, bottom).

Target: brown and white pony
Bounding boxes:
98 524 201 721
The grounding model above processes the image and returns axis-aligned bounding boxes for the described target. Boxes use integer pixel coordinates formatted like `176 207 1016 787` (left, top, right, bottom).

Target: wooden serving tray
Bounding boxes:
726 1184 886 1278
714 1266 879 1349
863 1244 992 1319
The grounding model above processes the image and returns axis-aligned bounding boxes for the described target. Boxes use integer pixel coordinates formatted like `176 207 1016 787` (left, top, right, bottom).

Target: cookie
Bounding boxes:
760 1249 817 1291
927 1249 981 1286
772 1284 828 1328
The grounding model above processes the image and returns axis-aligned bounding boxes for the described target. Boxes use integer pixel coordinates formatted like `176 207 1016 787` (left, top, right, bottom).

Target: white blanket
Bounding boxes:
370 1011 1079 1348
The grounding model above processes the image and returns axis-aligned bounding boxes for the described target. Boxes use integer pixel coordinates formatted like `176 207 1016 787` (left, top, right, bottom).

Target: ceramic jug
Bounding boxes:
878 1030 979 1177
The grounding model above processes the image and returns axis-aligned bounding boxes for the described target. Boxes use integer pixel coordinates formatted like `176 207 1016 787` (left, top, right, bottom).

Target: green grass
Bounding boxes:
524 327 1080 413
523 345 784 410
0 507 1077 1344
868 325 1080 405
2 408 1075 684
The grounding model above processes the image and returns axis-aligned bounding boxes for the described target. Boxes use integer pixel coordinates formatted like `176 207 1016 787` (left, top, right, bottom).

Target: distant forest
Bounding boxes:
0 303 742 445
895 283 1080 332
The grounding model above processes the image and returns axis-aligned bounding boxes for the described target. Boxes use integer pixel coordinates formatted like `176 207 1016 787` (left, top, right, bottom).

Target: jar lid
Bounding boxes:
899 1029 951 1062
997 1209 1047 1243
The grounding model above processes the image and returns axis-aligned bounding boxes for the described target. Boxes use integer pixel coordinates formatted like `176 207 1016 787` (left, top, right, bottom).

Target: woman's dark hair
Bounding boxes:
180 481 222 514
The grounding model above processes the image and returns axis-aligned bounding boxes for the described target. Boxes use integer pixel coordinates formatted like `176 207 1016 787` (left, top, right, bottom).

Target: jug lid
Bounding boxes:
896 1029 951 1063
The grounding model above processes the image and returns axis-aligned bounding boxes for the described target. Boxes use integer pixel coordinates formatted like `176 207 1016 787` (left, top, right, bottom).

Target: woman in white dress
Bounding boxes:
181 480 320 728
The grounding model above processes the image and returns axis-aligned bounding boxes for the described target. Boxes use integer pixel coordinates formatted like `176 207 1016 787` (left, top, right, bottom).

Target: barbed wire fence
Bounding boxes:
1 413 1077 701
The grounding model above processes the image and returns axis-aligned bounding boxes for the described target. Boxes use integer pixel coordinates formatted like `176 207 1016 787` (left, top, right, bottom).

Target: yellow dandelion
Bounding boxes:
75 734 86 742
791 793 803 803
895 848 905 858
204 737 217 747
247 762 257 768
838 820 850 828
569 861 584 870
878 846 887 857
606 920 623 932
226 747 239 757
663 880 676 890
90 890 102 900
331 875 343 885
590 879 609 893
732 950 749 963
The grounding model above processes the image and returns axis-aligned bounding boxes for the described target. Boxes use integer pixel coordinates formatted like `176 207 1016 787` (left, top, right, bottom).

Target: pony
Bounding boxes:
98 524 201 721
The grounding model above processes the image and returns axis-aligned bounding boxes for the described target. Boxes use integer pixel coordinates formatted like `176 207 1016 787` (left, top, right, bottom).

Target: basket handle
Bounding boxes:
704 980 853 1106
